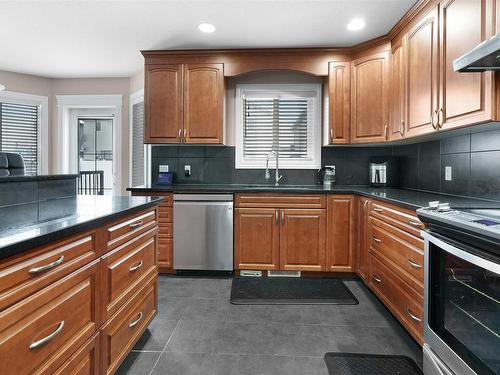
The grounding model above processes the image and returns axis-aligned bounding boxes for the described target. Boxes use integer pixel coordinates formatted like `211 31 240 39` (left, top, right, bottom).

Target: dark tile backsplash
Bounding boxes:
151 128 500 200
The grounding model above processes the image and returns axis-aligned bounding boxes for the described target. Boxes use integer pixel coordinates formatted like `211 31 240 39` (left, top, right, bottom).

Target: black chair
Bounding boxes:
0 152 26 176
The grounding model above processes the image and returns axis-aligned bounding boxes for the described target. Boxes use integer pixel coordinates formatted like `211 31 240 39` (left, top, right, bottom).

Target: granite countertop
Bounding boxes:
127 184 500 211
0 195 163 260
0 174 78 183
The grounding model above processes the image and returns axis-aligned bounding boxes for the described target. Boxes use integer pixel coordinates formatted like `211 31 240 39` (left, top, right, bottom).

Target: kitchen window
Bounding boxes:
0 92 48 175
129 89 150 186
235 84 321 169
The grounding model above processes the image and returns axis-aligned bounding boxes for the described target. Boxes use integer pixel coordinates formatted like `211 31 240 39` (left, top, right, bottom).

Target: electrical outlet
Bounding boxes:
445 166 452 181
184 165 191 177
159 164 169 173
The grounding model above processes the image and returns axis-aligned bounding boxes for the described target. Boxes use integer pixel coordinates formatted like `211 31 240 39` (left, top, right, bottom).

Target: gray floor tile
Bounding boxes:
159 277 231 299
217 322 275 355
115 351 160 375
274 355 329 375
270 305 324 325
157 295 188 321
272 324 336 357
133 317 177 351
181 298 226 321
222 303 275 324
166 320 222 353
213 354 276 375
152 352 216 375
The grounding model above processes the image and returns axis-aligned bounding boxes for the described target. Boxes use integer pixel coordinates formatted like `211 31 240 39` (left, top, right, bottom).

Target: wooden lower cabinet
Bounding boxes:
356 197 371 281
234 208 280 270
280 209 326 272
52 333 100 375
326 195 355 272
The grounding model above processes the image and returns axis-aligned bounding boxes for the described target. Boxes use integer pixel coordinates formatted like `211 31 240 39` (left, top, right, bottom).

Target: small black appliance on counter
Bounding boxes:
369 157 399 187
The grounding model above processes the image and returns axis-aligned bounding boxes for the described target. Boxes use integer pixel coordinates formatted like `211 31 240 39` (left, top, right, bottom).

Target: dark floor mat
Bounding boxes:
230 277 359 305
324 353 423 375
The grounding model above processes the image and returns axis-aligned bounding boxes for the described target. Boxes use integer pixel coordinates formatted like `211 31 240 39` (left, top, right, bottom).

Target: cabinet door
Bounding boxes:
328 61 351 144
326 195 355 272
280 209 326 272
234 208 280 270
406 6 439 138
439 0 495 130
356 197 371 281
144 65 183 143
351 52 389 143
183 63 224 144
390 37 406 140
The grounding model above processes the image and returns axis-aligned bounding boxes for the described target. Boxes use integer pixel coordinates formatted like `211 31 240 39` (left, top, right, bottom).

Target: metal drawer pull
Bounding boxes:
407 309 422 322
129 312 143 328
372 275 382 283
373 208 383 212
408 220 422 227
184 129 187 139
373 237 382 243
129 260 144 272
129 220 143 229
29 321 65 350
178 129 182 140
29 255 65 274
330 128 333 140
408 259 423 269
281 210 285 223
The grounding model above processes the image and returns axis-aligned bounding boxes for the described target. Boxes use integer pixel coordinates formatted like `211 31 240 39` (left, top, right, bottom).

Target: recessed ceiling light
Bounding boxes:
347 18 365 31
198 23 216 33
0 84 5 91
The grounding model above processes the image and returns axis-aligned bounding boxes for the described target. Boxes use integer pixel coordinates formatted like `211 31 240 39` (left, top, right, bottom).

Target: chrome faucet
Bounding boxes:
265 151 283 186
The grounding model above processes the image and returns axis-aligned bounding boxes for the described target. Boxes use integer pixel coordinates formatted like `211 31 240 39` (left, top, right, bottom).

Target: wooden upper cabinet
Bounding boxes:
351 51 389 143
389 37 407 140
145 65 183 143
328 61 351 144
183 63 224 144
234 208 280 270
438 0 495 130
406 6 439 138
280 209 326 272
326 195 355 272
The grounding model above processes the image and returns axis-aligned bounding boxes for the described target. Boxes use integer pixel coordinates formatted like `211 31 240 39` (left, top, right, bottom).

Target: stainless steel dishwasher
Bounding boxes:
173 194 233 271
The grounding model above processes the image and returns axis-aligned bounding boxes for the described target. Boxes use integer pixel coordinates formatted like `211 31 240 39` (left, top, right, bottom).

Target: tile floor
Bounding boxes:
117 276 422 375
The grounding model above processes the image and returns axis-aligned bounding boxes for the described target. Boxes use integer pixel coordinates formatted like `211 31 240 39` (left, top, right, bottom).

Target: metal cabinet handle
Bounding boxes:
400 120 405 136
129 220 143 229
129 312 143 328
372 275 382 283
281 210 285 224
373 208 383 213
408 220 422 227
29 255 65 274
29 321 65 350
373 237 382 243
438 108 444 129
129 260 144 272
384 124 388 139
184 129 187 140
431 110 438 130
407 309 422 322
275 210 279 224
408 259 423 269
178 128 182 141
330 128 333 141
363 200 369 210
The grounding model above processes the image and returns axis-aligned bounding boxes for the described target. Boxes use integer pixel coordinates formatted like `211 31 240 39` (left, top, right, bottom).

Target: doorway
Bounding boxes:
78 118 114 195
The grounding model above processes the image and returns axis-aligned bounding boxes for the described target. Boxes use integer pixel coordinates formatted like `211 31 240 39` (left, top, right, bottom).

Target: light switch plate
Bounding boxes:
445 166 452 181
184 165 191 177
159 165 169 173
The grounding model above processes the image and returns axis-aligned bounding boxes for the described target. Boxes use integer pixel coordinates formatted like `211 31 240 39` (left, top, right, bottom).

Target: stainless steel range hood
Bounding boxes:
453 33 500 72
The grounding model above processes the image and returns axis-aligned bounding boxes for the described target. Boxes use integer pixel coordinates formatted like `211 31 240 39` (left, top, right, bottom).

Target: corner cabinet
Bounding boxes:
350 51 390 143
144 63 224 144
328 61 351 144
389 37 406 140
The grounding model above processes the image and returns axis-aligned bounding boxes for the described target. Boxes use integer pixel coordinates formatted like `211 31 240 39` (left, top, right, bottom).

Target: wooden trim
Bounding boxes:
388 0 437 40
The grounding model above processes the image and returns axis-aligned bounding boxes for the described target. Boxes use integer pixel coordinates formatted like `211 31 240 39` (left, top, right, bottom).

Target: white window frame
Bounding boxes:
0 90 49 174
129 89 151 187
235 83 322 170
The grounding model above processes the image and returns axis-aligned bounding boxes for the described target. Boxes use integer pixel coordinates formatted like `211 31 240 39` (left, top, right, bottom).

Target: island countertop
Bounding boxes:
0 195 163 260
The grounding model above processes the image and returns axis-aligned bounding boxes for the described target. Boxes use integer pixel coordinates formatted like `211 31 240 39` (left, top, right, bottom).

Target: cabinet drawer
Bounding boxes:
106 209 157 250
131 192 173 207
158 207 173 223
235 194 326 209
369 218 424 293
52 333 99 375
101 275 157 375
157 236 173 266
0 260 100 375
370 200 424 237
0 233 97 311
159 222 173 238
101 228 157 320
370 255 423 344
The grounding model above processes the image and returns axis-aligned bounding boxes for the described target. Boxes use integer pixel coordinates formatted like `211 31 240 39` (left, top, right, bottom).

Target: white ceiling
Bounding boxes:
0 0 416 78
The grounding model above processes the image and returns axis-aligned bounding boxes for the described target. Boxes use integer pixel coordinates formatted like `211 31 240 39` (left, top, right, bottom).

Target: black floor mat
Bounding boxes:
230 277 359 305
324 353 423 375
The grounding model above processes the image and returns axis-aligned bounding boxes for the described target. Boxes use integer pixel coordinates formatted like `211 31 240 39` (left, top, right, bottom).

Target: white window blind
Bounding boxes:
131 100 145 186
236 84 321 169
0 101 39 175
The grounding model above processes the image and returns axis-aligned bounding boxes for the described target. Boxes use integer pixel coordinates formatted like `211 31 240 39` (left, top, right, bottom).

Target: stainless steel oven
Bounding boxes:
422 230 500 375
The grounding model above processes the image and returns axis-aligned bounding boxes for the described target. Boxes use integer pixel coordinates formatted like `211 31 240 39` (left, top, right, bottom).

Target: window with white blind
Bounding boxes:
129 90 150 187
235 84 321 169
0 101 39 175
